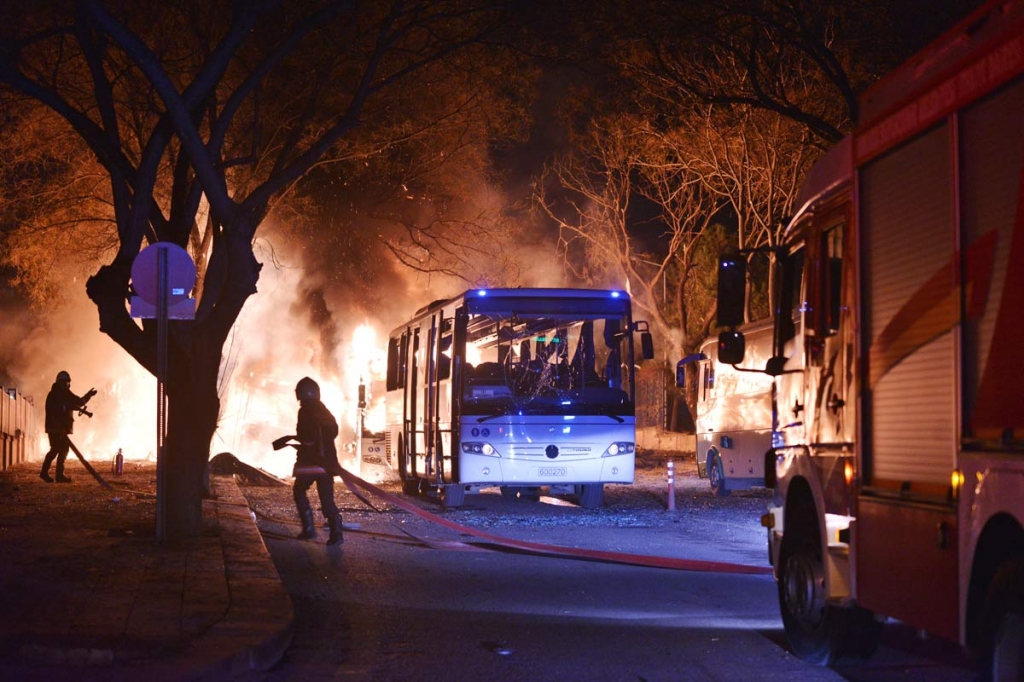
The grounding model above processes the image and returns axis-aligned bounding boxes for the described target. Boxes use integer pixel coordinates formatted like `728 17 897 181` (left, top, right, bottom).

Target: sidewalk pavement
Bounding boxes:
0 459 293 681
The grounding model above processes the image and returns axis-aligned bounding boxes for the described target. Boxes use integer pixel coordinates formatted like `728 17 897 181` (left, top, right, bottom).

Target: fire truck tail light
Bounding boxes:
951 469 964 498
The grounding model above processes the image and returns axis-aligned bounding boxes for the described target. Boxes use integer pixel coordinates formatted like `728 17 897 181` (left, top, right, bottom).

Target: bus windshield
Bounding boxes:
461 308 633 418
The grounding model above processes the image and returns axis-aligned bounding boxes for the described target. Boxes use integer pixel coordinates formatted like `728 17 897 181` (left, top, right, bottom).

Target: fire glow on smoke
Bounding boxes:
26 243 392 481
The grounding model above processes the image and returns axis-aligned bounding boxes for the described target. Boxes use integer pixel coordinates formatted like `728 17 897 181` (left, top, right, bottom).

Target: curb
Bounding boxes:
182 475 294 680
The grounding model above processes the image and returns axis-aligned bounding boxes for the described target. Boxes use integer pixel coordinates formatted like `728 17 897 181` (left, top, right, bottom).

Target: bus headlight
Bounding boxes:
461 441 497 457
605 442 635 457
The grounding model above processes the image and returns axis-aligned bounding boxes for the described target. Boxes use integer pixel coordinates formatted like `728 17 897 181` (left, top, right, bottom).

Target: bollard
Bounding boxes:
114 448 124 476
667 458 676 511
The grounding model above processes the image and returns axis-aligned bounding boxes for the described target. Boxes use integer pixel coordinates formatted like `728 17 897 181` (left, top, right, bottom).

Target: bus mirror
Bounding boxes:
675 353 706 388
718 331 745 365
717 255 746 328
641 332 654 360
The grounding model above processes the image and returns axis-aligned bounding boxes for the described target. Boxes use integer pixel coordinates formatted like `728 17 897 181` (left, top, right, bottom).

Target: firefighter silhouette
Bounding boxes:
291 377 344 545
40 371 96 483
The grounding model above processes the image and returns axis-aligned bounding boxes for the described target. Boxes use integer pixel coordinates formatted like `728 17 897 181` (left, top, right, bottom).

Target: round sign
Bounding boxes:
130 243 197 306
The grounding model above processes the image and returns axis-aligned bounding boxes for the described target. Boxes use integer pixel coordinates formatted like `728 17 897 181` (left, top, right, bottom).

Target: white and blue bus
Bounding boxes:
384 288 654 508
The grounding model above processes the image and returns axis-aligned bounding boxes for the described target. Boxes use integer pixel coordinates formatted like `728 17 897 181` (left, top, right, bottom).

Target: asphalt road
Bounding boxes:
240 469 978 681
253 517 839 681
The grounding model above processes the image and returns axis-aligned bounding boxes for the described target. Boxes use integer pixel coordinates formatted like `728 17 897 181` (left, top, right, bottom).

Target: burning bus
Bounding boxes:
384 288 654 508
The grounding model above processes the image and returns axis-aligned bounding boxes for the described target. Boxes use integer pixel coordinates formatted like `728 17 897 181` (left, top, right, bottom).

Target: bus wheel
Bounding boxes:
576 484 603 509
709 454 729 497
778 535 881 665
398 438 419 496
441 483 466 508
983 558 1024 682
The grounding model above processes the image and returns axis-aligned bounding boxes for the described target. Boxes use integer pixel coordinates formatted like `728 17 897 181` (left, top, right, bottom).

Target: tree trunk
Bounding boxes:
86 223 262 541
162 337 221 541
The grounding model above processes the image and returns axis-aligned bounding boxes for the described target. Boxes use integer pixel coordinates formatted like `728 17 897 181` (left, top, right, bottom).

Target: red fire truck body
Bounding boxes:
720 1 1024 671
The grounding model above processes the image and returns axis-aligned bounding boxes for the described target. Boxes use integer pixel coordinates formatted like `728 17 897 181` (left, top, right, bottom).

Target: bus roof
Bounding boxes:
402 287 632 327
464 287 628 300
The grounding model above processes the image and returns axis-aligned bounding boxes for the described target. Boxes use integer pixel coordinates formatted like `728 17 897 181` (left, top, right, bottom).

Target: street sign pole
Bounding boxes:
130 242 195 546
155 247 169 543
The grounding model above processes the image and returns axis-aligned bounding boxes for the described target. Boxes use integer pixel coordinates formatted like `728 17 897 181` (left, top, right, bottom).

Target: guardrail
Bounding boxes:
1 386 37 471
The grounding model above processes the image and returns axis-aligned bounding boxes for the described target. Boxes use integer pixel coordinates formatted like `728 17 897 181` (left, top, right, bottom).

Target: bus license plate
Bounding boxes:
538 467 567 477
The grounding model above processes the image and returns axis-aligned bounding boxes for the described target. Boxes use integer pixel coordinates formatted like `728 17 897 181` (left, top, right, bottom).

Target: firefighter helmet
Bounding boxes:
56 370 71 384
295 377 320 402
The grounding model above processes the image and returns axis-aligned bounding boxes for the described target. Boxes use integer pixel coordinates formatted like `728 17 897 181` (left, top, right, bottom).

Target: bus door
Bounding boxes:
451 305 467 481
406 327 420 478
435 315 454 482
424 314 439 480
422 310 453 483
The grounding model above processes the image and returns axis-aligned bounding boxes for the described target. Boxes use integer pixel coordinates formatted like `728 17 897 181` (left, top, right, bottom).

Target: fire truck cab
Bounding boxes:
716 1 1024 675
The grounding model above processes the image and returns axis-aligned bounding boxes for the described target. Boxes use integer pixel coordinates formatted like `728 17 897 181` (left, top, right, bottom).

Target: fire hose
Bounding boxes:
335 467 773 576
61 391 112 489
66 437 112 490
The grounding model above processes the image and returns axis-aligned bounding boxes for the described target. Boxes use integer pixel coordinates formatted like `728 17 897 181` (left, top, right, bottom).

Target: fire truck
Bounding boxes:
714 1 1024 674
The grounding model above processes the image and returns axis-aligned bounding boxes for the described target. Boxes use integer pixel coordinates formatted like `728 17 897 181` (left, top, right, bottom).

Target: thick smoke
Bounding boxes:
1 161 572 479
0 284 158 465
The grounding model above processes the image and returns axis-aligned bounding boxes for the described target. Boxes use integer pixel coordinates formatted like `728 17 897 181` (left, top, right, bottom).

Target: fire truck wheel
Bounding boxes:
778 536 881 665
708 454 729 497
982 558 1024 682
576 484 604 509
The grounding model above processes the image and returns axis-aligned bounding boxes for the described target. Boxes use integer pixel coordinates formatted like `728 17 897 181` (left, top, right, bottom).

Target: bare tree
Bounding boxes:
592 0 849 328
0 0 517 539
0 101 119 304
632 0 864 148
677 104 814 319
538 115 722 362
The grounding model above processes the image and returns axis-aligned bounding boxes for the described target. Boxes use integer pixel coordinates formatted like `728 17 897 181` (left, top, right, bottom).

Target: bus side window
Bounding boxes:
387 337 400 391
438 319 453 380
387 334 409 391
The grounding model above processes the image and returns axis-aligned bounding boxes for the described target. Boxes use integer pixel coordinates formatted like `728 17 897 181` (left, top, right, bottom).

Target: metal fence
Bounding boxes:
635 362 667 429
1 386 37 471
636 362 694 433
